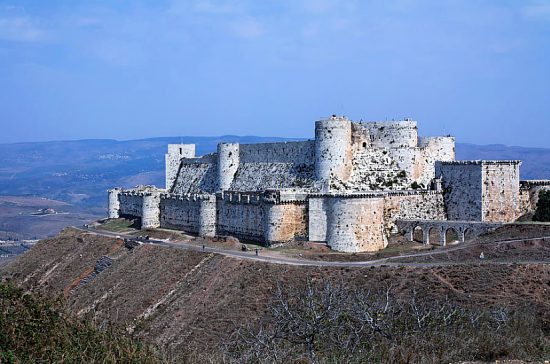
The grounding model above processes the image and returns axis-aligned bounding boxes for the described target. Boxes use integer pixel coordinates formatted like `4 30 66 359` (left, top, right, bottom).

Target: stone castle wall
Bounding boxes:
314 118 353 189
481 161 521 222
308 197 327 242
310 190 445 249
171 154 217 194
142 192 161 228
366 120 418 148
436 161 522 223
216 193 265 241
325 195 387 253
436 162 483 221
118 192 143 218
239 141 314 164
383 191 446 233
110 116 549 253
159 195 203 233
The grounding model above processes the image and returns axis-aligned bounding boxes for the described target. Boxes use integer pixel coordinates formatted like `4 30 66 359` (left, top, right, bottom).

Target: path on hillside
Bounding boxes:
74 226 550 268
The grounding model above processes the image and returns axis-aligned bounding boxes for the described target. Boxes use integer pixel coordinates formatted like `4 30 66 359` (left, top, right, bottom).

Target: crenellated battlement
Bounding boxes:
108 115 549 253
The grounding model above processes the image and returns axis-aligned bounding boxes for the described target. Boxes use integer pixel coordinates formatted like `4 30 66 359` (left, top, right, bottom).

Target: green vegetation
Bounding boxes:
533 190 550 222
98 218 137 232
0 284 160 363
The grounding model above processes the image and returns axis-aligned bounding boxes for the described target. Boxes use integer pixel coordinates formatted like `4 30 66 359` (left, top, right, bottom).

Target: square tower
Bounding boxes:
436 160 521 222
165 144 196 190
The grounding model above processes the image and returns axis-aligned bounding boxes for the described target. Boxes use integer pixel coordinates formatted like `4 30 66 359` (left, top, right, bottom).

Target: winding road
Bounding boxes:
74 226 550 268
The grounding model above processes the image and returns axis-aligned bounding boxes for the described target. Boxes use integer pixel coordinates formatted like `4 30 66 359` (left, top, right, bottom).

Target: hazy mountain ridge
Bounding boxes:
0 137 548 209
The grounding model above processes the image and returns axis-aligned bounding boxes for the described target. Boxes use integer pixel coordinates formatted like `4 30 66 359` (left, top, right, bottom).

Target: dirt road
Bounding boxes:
75 226 550 268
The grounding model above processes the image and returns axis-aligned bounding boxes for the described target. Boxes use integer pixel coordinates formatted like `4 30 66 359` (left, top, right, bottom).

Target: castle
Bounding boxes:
107 116 550 252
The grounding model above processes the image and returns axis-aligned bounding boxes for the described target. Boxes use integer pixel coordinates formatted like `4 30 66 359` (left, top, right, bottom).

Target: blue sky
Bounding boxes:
0 0 549 146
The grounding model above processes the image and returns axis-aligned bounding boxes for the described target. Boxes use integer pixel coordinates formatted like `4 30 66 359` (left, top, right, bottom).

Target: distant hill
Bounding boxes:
0 137 548 209
0 136 299 209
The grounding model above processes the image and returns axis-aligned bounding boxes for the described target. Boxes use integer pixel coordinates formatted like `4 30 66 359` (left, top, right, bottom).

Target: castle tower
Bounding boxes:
217 143 240 191
165 144 196 190
314 116 353 191
141 191 161 229
325 196 387 252
436 160 522 222
107 188 121 219
198 195 217 237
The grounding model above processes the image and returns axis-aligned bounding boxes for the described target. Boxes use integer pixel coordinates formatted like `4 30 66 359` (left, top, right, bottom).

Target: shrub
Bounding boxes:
533 190 550 222
0 284 160 363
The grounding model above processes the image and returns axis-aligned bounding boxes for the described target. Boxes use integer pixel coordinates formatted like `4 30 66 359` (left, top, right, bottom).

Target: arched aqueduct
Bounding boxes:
396 219 503 246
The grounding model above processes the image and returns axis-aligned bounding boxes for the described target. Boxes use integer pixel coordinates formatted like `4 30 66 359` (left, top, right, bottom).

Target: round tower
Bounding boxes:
198 195 217 237
107 188 121 219
326 196 387 252
217 143 240 191
314 116 353 190
141 192 161 229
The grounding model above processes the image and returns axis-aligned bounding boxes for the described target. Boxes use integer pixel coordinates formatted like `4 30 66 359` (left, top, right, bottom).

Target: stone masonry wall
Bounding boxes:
159 195 202 233
217 198 265 241
171 154 217 195
239 141 314 164
417 137 455 186
230 163 315 191
383 192 446 234
436 162 483 221
165 144 196 190
118 193 143 218
308 197 327 242
141 192 161 229
365 120 418 148
264 203 308 244
108 188 121 218
325 196 387 252
314 117 353 190
481 162 521 222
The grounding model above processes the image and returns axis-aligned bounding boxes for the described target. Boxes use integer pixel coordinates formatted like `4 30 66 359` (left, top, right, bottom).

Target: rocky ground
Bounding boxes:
1 225 550 362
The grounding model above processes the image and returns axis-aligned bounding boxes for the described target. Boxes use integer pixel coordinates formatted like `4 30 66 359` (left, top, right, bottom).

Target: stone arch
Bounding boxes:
444 227 460 245
413 225 424 243
427 226 440 245
464 228 476 241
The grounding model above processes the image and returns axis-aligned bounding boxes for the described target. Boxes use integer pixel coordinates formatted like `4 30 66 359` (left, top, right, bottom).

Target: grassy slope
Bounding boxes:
1 227 550 361
0 284 159 363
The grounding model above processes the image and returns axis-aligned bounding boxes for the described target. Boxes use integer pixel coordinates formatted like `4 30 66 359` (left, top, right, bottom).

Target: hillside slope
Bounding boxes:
2 228 550 361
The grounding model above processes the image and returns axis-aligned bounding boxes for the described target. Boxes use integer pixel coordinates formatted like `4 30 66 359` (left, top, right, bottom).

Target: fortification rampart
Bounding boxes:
109 116 542 254
436 161 522 223
118 192 143 218
309 190 445 248
365 120 418 148
239 141 314 164
326 196 387 252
